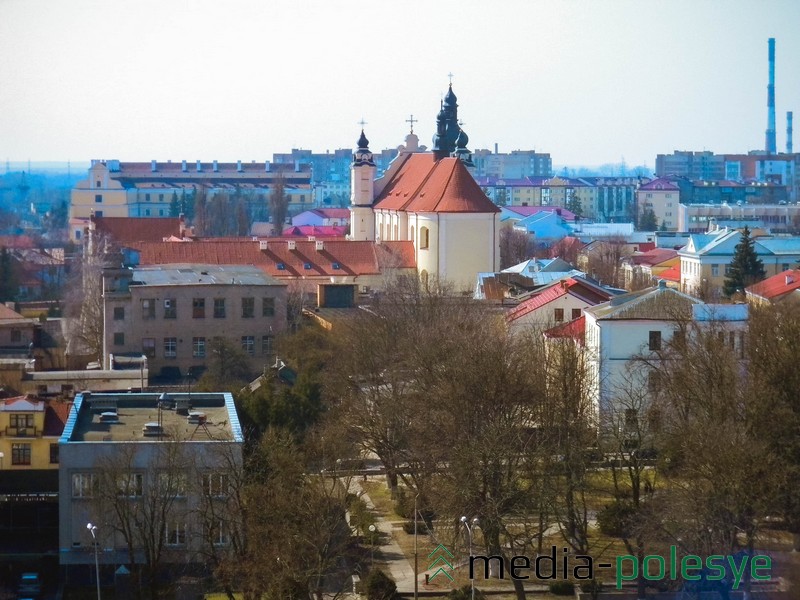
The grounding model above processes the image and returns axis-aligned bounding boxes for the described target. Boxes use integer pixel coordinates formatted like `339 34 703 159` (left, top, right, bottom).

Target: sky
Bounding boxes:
1 0 799 170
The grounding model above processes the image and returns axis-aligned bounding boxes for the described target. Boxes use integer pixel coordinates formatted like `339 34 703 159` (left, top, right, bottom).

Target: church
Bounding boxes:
349 84 501 292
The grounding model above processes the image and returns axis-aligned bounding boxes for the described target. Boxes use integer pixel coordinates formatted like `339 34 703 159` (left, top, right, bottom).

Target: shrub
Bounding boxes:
580 579 603 599
549 580 576 596
402 520 428 535
597 500 636 538
364 568 400 600
447 584 486 599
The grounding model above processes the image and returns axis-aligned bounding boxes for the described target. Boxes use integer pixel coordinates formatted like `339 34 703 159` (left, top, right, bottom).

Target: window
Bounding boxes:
158 193 164 202
166 523 186 546
145 193 151 202
193 298 205 319
193 337 206 358
420 226 430 249
145 209 151 216
214 298 226 318
207 521 229 546
11 443 31 465
116 473 143 497
164 337 177 358
241 297 254 318
648 330 662 351
72 473 96 498
10 329 22 343
783 263 790 272
571 308 582 320
95 194 103 203
96 180 101 188
142 338 156 358
203 473 229 497
262 297 275 317
113 306 125 320
554 308 564 322
262 335 273 356
142 299 155 319
94 210 103 217
647 371 661 394
158 472 187 497
113 332 125 346
241 336 255 356
164 298 177 319
50 443 59 464
10 414 34 429
711 264 719 277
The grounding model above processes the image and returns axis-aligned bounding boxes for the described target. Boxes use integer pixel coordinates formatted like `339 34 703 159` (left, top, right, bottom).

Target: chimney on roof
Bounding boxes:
196 160 202 173
213 160 219 173
181 160 187 172
237 160 243 173
150 160 157 172
315 240 324 251
786 274 794 285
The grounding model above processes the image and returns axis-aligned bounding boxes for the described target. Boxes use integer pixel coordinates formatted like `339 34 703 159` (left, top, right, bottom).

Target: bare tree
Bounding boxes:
269 172 290 236
499 226 531 269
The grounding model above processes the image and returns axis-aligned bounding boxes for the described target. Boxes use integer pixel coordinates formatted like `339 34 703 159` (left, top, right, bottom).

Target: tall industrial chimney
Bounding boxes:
788 111 794 154
765 38 777 154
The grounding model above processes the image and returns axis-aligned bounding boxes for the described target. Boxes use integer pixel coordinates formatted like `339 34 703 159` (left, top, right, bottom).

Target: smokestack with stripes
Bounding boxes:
788 111 794 154
765 38 777 155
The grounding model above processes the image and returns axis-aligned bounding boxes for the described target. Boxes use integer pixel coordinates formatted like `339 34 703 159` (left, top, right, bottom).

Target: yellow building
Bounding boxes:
0 395 70 471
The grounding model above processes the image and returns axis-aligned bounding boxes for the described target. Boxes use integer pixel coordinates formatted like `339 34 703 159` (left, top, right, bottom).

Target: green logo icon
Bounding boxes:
428 543 454 581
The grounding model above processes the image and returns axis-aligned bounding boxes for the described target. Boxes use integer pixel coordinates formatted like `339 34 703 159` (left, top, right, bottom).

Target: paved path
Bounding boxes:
349 478 420 593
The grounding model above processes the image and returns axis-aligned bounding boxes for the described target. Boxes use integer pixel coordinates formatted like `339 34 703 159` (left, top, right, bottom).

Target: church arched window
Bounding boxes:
420 226 430 249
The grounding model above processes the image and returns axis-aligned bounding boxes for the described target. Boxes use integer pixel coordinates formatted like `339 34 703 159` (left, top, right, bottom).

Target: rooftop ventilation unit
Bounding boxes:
142 422 163 436
213 160 219 172
182 160 187 172
196 160 202 172
237 160 243 173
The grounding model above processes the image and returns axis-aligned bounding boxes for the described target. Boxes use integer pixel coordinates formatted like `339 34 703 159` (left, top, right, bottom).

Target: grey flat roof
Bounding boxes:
130 264 284 287
62 392 243 443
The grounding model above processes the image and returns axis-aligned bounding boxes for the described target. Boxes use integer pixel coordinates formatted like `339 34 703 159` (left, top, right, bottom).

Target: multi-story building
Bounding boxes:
679 227 800 296
58 391 243 580
678 203 800 234
70 160 313 242
471 149 553 178
636 177 684 231
102 264 288 378
0 394 69 471
584 281 748 425
655 151 725 180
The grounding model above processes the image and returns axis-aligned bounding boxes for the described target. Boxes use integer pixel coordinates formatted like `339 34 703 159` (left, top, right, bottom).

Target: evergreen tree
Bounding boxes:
168 191 180 217
0 247 18 302
723 226 765 297
639 208 658 231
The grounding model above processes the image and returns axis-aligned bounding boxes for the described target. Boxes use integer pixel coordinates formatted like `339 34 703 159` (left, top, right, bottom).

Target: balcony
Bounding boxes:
2 426 41 438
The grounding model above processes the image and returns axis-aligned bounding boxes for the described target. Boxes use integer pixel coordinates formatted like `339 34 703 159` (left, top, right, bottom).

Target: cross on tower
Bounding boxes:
406 114 417 134
358 118 368 129
447 72 454 85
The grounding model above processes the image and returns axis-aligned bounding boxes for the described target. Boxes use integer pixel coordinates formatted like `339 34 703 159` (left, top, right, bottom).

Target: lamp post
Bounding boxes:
460 516 478 600
87 523 101 600
414 493 419 600
368 524 377 567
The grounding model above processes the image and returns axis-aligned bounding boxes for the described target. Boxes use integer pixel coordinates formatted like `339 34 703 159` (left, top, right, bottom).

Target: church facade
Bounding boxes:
349 85 501 292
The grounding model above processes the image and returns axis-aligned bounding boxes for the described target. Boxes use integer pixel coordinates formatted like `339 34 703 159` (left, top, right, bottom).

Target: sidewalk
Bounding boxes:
350 478 419 593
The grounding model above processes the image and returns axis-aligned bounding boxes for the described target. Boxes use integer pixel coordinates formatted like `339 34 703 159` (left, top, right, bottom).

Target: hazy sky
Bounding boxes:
1 0 799 169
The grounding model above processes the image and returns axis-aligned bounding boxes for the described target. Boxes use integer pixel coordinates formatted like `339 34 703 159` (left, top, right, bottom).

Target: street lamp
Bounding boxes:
460 516 479 600
368 524 377 567
414 493 420 600
87 523 101 600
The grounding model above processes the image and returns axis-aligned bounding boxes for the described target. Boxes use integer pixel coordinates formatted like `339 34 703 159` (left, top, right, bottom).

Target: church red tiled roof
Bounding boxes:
375 155 499 214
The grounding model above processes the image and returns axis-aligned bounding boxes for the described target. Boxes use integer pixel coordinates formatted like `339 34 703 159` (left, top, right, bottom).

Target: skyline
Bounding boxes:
1 0 799 169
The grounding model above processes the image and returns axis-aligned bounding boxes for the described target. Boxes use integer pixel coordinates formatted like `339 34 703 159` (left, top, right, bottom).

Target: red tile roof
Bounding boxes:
44 400 72 437
0 235 36 249
639 177 680 191
0 303 28 321
133 239 416 278
506 278 613 323
94 216 183 244
543 316 586 345
375 155 499 214
746 268 800 301
627 248 678 267
658 263 681 282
